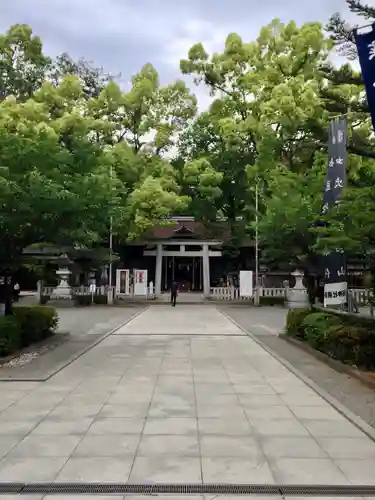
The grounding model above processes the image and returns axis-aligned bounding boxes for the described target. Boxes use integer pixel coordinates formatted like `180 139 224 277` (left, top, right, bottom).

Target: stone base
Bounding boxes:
286 289 309 309
50 285 72 300
48 299 75 308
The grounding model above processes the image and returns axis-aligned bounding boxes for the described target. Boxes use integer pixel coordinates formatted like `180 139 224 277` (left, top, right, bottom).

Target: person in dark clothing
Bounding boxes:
171 281 178 306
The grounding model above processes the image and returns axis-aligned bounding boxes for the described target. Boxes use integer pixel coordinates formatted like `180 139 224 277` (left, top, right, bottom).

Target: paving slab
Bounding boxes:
221 304 375 432
114 305 245 335
0 304 373 486
0 306 144 381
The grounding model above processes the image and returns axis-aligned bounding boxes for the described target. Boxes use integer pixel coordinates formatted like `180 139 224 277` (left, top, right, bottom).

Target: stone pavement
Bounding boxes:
0 306 144 381
221 305 375 431
0 305 374 494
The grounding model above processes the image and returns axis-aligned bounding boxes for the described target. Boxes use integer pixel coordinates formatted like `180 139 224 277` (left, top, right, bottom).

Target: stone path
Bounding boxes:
0 306 143 381
221 304 375 431
0 304 374 496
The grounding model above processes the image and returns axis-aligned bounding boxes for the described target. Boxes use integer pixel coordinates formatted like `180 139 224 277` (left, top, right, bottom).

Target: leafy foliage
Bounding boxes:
286 308 375 369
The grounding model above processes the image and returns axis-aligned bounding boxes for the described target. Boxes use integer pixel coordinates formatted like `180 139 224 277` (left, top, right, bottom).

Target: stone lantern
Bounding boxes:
51 253 73 300
286 269 309 309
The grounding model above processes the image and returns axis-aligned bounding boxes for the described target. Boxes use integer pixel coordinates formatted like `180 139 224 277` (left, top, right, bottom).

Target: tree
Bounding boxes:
88 64 197 155
0 77 117 313
254 162 325 271
0 24 51 101
177 111 252 234
102 141 189 240
178 19 334 249
49 52 117 99
327 0 375 60
321 1 375 160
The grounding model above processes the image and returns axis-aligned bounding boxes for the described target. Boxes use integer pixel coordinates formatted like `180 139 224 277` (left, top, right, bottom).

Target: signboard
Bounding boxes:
324 282 347 307
239 270 253 297
134 269 148 296
89 283 96 293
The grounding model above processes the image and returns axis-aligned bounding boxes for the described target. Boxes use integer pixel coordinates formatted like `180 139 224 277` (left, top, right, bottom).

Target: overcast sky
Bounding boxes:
1 0 366 108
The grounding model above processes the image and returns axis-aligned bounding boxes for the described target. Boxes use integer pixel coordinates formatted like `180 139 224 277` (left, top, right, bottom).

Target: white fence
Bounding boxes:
210 287 285 301
41 285 108 297
210 286 373 305
350 288 373 306
39 282 373 306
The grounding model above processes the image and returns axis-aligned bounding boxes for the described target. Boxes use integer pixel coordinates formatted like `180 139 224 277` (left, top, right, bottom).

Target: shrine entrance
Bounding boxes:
162 256 202 292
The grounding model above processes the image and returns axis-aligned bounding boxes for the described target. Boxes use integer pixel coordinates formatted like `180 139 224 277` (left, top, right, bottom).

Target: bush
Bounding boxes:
13 306 58 346
260 296 285 306
0 316 22 356
286 308 312 337
301 312 341 349
324 324 375 369
74 294 92 306
93 294 107 305
286 307 375 369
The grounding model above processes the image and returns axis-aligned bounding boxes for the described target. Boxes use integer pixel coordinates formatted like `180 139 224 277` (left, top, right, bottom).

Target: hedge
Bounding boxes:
73 294 107 306
259 296 285 306
93 294 107 305
74 294 92 306
0 306 58 357
286 307 375 369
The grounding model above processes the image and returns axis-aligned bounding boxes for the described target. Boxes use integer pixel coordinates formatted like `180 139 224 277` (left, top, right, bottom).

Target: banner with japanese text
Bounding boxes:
354 24 375 133
322 118 348 307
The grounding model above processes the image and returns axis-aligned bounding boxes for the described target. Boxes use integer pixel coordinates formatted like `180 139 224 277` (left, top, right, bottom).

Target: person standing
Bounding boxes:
171 281 178 307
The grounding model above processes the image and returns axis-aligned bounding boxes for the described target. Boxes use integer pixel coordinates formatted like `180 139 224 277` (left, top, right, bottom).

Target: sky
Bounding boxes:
0 0 367 110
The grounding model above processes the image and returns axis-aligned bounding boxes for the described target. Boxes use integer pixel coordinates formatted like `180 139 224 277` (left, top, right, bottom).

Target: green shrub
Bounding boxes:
287 307 375 369
93 294 107 305
285 308 311 337
260 296 285 306
13 306 58 346
301 312 341 349
74 294 92 306
0 316 22 356
324 324 375 369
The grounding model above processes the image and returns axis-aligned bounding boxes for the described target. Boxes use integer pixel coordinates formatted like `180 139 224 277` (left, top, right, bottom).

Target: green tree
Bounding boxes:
103 142 189 239
0 78 116 313
322 0 375 159
179 19 333 248
88 64 197 154
49 52 117 99
327 0 375 60
0 24 51 101
254 162 325 271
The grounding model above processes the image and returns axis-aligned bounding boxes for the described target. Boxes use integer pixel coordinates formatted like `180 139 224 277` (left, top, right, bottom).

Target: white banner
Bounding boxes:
324 281 347 307
239 270 253 297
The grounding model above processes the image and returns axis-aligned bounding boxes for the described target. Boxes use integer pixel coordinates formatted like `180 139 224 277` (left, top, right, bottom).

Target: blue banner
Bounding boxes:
354 24 375 132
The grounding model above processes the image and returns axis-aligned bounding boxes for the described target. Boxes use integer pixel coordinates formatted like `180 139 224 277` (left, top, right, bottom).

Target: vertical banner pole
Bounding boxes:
322 118 348 307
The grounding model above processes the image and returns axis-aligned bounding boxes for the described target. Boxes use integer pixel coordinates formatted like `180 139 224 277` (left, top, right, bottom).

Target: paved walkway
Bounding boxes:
0 305 374 494
221 305 375 431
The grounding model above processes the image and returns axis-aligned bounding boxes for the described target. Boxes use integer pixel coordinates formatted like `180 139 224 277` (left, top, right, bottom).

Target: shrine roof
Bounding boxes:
136 218 254 246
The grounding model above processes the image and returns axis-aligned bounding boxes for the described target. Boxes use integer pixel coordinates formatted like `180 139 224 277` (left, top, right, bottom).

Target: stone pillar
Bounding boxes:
203 243 210 298
155 243 163 296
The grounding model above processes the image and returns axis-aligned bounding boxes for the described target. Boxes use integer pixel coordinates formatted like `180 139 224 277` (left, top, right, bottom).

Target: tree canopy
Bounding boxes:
2 1 375 305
